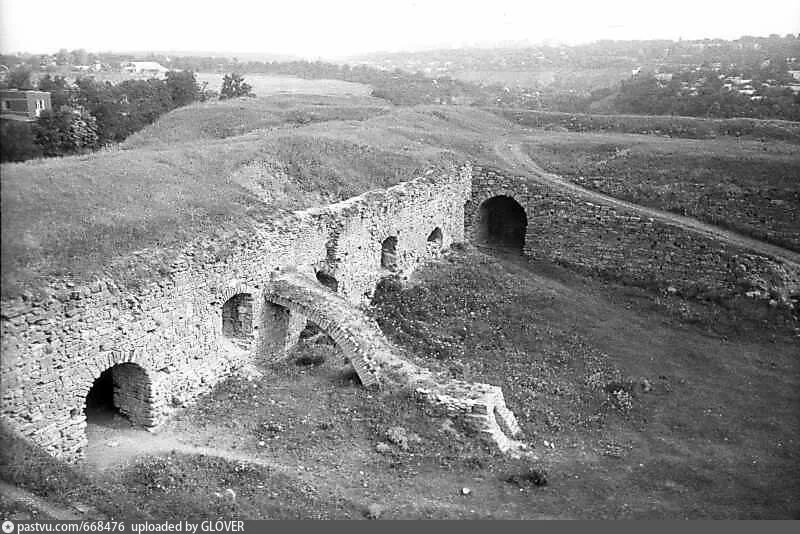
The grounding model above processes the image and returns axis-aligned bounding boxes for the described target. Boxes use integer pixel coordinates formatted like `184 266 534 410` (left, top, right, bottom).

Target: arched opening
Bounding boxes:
476 195 528 251
426 227 443 253
222 293 253 339
84 363 152 427
381 236 398 270
316 271 339 292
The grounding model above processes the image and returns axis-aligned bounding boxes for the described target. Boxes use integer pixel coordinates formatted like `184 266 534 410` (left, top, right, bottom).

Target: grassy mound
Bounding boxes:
2 100 493 298
123 94 390 148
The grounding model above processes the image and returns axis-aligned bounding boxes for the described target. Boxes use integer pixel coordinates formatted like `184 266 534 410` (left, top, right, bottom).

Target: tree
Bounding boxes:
219 72 252 99
0 120 41 162
165 70 200 107
34 108 99 157
7 67 33 89
37 74 73 110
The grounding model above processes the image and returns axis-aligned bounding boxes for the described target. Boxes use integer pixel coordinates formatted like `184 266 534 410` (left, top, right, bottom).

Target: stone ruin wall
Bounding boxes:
0 165 472 460
4 158 797 461
468 165 800 310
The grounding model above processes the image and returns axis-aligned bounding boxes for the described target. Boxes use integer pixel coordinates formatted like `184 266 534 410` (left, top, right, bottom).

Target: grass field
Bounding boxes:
3 247 797 519
520 132 800 251
195 73 372 97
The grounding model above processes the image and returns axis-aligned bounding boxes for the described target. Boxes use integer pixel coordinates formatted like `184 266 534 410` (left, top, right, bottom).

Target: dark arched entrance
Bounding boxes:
222 293 253 339
84 362 152 427
381 236 398 270
316 271 339 292
476 195 528 251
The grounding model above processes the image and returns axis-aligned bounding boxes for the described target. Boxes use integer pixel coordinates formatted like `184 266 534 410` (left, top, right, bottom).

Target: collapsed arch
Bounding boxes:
84 362 153 427
476 195 528 251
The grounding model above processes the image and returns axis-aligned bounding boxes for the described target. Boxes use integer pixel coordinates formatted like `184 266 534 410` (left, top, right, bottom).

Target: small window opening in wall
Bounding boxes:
427 227 443 251
381 236 398 270
222 293 254 339
316 271 339 292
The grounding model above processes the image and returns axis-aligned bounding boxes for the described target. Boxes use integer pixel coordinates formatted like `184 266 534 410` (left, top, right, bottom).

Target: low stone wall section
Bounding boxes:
468 166 800 309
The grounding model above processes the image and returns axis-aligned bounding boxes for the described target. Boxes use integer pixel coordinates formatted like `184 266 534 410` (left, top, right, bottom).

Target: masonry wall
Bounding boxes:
0 165 472 459
468 166 800 309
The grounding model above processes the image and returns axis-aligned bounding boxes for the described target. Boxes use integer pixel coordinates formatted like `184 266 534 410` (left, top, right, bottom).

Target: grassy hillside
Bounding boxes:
123 95 391 147
2 99 527 298
2 98 486 298
521 132 800 251
493 108 800 143
368 248 799 517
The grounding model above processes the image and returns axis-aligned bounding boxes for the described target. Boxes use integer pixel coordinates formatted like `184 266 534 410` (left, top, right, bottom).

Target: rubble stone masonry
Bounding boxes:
1 166 472 459
3 161 798 461
469 165 800 308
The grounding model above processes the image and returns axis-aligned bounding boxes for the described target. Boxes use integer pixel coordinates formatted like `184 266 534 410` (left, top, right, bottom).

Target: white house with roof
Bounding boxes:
122 61 170 76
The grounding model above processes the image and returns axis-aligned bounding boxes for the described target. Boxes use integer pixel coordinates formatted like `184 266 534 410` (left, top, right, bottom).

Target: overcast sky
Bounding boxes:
1 0 799 58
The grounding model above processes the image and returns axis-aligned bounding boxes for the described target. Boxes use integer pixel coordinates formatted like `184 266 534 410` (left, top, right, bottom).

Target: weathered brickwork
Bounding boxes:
468 166 800 309
0 166 474 460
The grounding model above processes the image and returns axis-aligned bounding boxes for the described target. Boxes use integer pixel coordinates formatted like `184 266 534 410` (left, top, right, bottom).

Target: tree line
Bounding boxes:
1 71 253 162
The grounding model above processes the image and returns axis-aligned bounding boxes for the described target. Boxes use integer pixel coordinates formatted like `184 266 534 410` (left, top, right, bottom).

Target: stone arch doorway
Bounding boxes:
84 362 153 427
426 227 443 253
381 236 398 270
316 271 339 292
476 195 528 251
222 293 254 339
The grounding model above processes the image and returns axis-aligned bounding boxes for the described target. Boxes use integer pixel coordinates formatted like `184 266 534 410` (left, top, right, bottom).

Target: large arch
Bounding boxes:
83 362 153 427
263 275 392 388
475 195 528 251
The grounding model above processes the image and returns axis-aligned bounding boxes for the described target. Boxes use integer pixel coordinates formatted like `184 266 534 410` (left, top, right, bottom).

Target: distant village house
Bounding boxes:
0 89 51 121
122 61 170 76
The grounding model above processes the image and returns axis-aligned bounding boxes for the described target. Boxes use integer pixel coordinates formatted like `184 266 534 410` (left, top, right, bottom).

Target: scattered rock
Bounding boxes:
364 503 383 519
505 468 548 488
72 503 91 514
384 425 420 451
263 421 285 433
641 378 652 393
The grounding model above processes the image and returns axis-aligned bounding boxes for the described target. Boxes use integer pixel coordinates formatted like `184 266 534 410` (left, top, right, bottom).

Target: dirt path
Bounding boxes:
0 481 82 520
85 422 288 474
491 137 800 268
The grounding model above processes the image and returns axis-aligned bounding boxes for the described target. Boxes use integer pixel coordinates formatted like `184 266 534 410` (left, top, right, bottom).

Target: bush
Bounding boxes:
219 73 253 100
0 120 42 162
